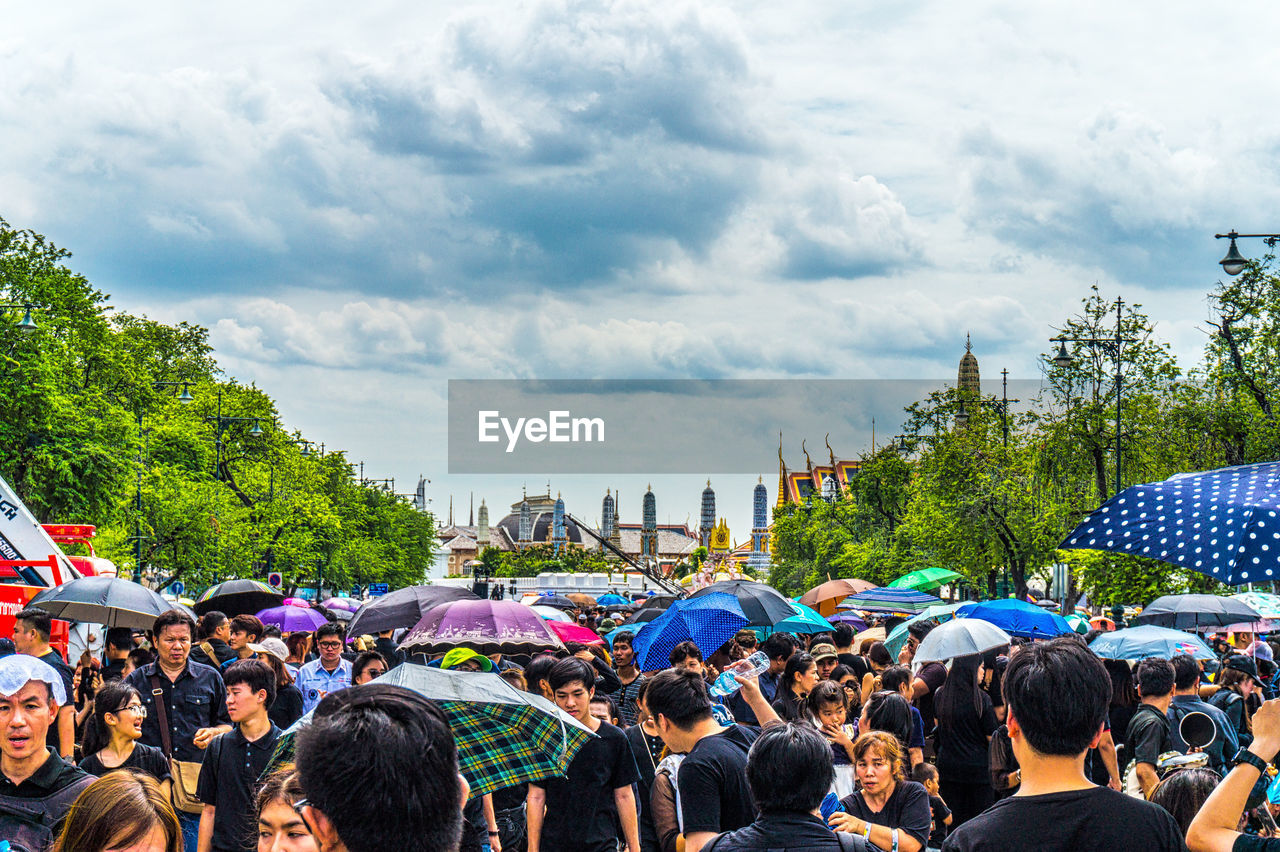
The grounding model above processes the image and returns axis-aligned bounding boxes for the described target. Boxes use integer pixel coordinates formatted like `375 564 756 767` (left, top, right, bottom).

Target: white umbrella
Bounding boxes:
914 618 1012 664
531 605 573 622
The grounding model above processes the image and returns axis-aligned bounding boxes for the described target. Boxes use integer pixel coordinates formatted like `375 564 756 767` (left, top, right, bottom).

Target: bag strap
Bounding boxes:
150 673 174 759
199 642 216 664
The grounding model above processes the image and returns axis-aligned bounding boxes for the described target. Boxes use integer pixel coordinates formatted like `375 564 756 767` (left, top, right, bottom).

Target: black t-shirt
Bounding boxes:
771 693 805 722
929 794 952 846
536 721 638 851
1126 704 1172 769
268 683 305 730
81 743 172 783
839 779 932 850
839 653 871 679
101 659 127 682
940 786 1185 852
708 812 860 852
36 650 74 752
678 724 760 837
196 724 282 852
935 689 998 783
915 662 947 731
1235 835 1280 852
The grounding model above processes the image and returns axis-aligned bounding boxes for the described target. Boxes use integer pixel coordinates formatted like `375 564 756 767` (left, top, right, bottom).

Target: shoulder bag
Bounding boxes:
151 673 205 814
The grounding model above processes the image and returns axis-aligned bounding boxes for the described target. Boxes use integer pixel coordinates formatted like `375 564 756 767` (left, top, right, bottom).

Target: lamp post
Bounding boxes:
1050 298 1135 499
0 303 37 334
133 381 194 584
205 389 265 481
1215 231 1280 276
953 368 1020 447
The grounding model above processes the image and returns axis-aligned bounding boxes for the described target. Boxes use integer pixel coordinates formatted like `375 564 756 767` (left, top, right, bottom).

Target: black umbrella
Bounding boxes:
687 580 794 628
533 595 578 611
626 594 682 625
193 579 284 617
27 577 186 629
1131 594 1260 630
346 585 480 636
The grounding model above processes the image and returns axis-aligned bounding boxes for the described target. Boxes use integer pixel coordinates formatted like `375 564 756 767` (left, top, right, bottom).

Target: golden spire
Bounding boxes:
777 431 788 507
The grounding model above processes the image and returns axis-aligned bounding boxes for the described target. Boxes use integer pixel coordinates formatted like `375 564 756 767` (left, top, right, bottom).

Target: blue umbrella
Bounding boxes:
597 593 631 607
771 601 835 635
1089 625 1216 661
1060 461 1280 586
840 587 942 615
631 592 749 671
957 599 1073 639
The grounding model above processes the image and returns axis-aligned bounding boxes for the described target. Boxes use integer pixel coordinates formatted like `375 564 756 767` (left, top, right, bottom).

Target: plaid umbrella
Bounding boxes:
270 664 596 797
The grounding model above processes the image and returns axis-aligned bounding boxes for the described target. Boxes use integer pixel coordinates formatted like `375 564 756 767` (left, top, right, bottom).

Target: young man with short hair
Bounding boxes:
942 638 1183 852
669 641 706 675
606 630 646 727
0 655 93 848
295 684 469 852
528 658 641 852
223 615 265 666
1168 653 1237 776
645 667 781 852
197 659 281 852
297 622 352 714
1127 657 1175 799
12 607 75 761
833 623 870 679
101 626 135 682
190 611 237 669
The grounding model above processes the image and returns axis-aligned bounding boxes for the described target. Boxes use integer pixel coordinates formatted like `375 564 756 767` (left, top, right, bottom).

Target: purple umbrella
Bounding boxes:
257 605 330 632
399 599 567 656
826 611 869 631
321 597 360 612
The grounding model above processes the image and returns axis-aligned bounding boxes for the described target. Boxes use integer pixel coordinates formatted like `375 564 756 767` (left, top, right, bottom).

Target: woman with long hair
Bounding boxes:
54 770 181 852
828 731 932 852
771 652 818 721
256 641 306 730
256 766 319 852
933 654 998 829
79 681 172 800
284 633 311 668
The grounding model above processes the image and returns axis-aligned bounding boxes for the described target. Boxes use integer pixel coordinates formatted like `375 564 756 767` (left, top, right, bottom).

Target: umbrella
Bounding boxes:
346 585 480 636
1223 620 1280 633
257 605 329 632
535 595 579 611
688 580 794 628
1232 592 1280 620
887 568 963 593
1090 616 1117 631
957 599 1073 639
1065 613 1091 634
400 599 566 656
27 577 183 629
841 587 942 615
597 593 631 607
548 621 605 645
277 663 596 797
566 593 597 609
328 608 353 622
799 579 876 616
631 593 749 671
770 601 835 635
531 605 573 622
914 618 1013 664
282 597 312 607
884 603 969 659
627 595 681 625
853 626 885 647
1060 461 1280 585
1089 625 1217 661
321 597 360 612
194 579 283 617
826 611 869 631
1131 594 1260 630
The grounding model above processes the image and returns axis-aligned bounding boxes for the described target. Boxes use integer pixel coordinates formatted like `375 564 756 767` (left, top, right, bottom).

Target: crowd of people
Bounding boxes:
5 601 1280 851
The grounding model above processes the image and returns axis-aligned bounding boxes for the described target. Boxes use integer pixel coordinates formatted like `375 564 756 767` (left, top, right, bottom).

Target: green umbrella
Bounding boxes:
1066 613 1091 634
887 567 962 592
268 664 596 797
884 603 970 659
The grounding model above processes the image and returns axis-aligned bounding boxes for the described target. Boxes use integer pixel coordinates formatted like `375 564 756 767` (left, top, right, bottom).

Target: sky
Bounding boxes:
2 1 1276 556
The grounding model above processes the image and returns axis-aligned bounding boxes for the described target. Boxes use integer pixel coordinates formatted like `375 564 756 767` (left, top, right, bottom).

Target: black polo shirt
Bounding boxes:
196 724 282 852
190 638 237 669
125 660 231 762
0 748 90 800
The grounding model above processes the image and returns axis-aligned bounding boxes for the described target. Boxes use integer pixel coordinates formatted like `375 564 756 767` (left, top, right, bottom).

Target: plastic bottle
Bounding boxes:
709 650 770 698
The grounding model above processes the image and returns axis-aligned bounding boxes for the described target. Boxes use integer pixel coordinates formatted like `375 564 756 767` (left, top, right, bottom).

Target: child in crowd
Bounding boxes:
912 762 952 851
806 680 858 798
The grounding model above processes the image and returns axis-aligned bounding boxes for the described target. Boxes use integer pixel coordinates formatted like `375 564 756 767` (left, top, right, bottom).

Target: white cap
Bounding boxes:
0 654 68 706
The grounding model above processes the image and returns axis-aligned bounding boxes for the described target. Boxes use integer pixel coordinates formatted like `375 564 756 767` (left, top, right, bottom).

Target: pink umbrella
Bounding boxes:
549 621 605 645
282 597 311 607
399 599 566 656
322 597 360 612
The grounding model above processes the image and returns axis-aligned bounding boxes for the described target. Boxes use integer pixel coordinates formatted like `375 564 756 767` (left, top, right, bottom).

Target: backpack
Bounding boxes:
0 774 95 852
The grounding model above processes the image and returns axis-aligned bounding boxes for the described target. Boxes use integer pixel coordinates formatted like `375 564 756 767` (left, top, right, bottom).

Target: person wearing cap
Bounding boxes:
811 643 840 681
441 649 495 673
0 654 94 845
1212 655 1264 748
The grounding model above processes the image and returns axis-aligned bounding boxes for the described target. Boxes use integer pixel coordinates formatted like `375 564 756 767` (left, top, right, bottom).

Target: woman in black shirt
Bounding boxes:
256 643 305 730
933 654 998 829
771 652 817 722
79 680 172 798
829 730 932 852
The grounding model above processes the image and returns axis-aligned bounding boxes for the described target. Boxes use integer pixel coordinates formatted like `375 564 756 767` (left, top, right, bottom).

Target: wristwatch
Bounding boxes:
1233 747 1270 773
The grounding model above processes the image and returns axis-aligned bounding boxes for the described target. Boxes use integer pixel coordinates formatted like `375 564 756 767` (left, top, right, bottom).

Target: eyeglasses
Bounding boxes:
317 641 342 650
292 798 316 835
114 703 147 717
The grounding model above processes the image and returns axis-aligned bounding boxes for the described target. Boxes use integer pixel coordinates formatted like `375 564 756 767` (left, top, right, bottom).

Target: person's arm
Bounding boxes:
651 771 682 852
57 705 74 759
828 814 923 852
482 793 501 852
1097 729 1121 791
615 785 641 852
861 671 876 705
1135 761 1159 798
736 673 781 727
583 654 622 693
197 804 216 852
526 783 546 852
911 676 930 700
684 831 718 852
1188 697 1280 852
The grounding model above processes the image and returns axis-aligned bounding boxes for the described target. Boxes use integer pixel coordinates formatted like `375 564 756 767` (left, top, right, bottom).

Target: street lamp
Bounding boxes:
0 303 37 334
205 389 266 480
1215 231 1280 276
952 370 1020 446
1050 297 1135 498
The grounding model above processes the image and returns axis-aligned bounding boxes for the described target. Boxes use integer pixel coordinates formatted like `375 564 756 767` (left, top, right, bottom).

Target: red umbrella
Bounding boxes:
548 621 605 645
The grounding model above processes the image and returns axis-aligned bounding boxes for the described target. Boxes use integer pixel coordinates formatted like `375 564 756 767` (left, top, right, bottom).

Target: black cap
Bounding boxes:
1223 654 1266 685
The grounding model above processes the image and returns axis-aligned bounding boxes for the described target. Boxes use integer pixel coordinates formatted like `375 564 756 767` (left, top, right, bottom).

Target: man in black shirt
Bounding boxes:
527 657 640 852
197 660 281 852
12 607 75 760
645 667 780 852
101 627 134 682
1187 696 1280 852
833 623 871 679
190 611 238 670
1126 657 1175 798
942 638 1183 852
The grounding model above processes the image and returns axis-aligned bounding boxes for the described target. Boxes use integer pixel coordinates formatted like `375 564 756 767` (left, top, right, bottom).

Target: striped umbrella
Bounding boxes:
840 587 942 615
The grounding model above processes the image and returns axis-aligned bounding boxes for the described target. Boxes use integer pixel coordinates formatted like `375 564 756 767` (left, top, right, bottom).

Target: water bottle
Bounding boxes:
709 651 769 698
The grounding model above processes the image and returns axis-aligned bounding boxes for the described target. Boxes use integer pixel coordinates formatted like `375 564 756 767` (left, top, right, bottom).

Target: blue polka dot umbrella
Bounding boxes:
630 592 749 671
1060 461 1280 586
